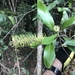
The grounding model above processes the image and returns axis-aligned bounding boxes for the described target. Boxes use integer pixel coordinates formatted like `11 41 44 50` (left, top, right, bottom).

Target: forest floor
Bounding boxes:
0 47 75 75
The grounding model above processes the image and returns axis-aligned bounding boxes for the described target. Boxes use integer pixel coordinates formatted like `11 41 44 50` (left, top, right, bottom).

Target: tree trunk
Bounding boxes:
37 20 43 75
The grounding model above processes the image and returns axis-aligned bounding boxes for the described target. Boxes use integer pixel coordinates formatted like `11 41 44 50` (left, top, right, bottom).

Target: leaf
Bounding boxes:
64 39 75 46
0 14 7 22
63 36 70 41
8 16 16 25
68 0 73 8
30 41 41 48
62 15 75 29
21 68 30 75
44 0 50 3
57 0 65 4
58 7 70 12
3 46 8 50
47 1 59 10
43 43 55 68
61 11 69 24
37 0 54 30
42 34 57 45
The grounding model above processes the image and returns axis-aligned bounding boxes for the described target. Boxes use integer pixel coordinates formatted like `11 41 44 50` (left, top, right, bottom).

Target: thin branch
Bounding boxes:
8 0 13 11
3 8 36 40
0 62 10 74
20 48 35 65
59 37 73 60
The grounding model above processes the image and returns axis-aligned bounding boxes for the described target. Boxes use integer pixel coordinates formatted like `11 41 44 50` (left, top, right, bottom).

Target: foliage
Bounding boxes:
37 0 75 68
0 0 75 74
0 39 8 56
0 10 16 58
0 0 36 57
43 43 55 68
42 34 57 45
9 67 30 75
17 2 36 34
37 0 54 30
0 0 36 75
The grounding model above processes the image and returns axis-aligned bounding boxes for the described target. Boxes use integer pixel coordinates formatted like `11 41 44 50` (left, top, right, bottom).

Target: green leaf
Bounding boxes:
21 68 30 75
68 0 73 7
63 36 71 41
8 16 16 25
62 15 75 29
64 39 75 46
0 14 7 22
44 0 50 3
37 0 54 30
3 46 8 50
42 34 57 45
58 7 70 12
47 1 59 10
30 41 41 48
43 43 55 68
61 11 69 24
56 0 65 4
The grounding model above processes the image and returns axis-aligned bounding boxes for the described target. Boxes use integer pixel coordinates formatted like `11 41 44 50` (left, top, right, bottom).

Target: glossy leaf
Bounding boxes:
42 34 57 45
37 0 54 30
61 11 69 24
64 39 75 46
62 15 75 29
43 43 55 68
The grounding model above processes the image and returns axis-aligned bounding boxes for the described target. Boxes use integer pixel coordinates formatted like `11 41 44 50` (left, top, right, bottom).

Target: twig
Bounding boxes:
3 8 36 40
8 0 13 11
20 48 35 64
0 62 10 74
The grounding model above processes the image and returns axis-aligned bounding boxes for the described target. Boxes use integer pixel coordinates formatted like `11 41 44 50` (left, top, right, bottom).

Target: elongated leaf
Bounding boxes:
63 36 70 41
8 16 16 25
64 39 75 46
37 0 54 30
62 15 75 29
61 11 69 24
47 1 59 10
43 43 55 68
42 34 57 45
57 0 65 4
